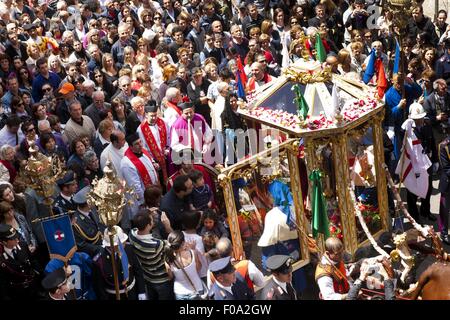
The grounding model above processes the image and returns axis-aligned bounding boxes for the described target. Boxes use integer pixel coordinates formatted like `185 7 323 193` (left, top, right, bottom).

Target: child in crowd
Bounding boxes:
181 210 208 279
188 170 213 210
199 209 229 240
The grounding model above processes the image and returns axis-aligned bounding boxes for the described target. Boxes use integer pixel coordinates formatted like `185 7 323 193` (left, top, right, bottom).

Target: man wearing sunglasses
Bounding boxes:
260 255 297 300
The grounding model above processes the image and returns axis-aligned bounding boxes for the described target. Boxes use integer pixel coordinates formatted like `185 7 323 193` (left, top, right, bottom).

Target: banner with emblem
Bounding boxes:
42 215 77 262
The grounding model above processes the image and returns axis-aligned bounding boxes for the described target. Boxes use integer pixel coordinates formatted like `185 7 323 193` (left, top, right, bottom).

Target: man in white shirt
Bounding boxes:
162 87 182 127
0 115 24 148
100 130 127 179
120 132 159 224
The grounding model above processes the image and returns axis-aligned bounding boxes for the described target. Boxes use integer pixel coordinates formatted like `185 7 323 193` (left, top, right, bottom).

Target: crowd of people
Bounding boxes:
0 0 448 301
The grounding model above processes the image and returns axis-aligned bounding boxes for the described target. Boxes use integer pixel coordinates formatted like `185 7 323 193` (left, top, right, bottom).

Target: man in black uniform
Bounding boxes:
260 255 297 300
71 186 105 257
40 267 71 300
438 127 450 244
91 226 146 300
0 224 41 300
53 170 78 215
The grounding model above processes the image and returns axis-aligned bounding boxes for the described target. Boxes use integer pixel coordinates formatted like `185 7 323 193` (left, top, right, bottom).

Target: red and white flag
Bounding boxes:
395 119 431 198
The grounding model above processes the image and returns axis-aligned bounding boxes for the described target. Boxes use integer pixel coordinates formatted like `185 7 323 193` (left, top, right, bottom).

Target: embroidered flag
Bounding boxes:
42 215 77 262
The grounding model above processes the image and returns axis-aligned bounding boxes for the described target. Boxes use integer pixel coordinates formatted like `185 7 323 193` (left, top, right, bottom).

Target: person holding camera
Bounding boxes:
344 0 369 32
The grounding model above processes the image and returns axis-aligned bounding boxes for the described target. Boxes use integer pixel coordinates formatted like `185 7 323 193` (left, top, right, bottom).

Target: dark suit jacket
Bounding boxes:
93 136 110 158
72 209 106 257
5 40 29 61
259 278 297 300
125 111 142 137
423 92 450 126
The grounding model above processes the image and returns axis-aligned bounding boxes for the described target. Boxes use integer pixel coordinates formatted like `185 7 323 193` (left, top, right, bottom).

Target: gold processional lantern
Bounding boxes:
87 160 132 227
21 143 66 208
86 160 135 300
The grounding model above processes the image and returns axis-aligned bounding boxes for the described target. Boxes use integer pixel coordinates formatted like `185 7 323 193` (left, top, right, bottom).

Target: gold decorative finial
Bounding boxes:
87 160 135 228
19 141 66 207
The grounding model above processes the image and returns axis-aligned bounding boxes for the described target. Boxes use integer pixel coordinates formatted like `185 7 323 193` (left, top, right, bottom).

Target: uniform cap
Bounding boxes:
72 186 90 204
56 170 76 186
209 256 234 275
41 267 67 290
266 254 293 274
0 223 19 241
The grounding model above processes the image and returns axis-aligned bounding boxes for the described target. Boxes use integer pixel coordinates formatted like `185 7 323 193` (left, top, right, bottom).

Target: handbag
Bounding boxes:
174 252 209 300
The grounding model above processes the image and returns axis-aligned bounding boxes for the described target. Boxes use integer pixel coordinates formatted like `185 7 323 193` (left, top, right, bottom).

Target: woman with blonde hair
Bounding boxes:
337 49 360 80
123 46 136 68
102 53 119 86
289 39 308 63
136 37 151 59
131 64 147 91
150 53 170 87
84 28 102 50
349 41 366 76
48 55 66 79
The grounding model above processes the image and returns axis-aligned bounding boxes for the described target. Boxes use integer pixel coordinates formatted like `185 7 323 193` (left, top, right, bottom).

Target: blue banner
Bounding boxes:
393 40 400 75
363 48 376 84
118 240 129 282
42 215 77 262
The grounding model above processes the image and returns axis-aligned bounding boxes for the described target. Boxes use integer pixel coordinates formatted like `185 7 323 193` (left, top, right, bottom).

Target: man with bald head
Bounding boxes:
84 91 111 128
100 130 127 179
247 62 273 92
325 55 339 74
207 237 265 292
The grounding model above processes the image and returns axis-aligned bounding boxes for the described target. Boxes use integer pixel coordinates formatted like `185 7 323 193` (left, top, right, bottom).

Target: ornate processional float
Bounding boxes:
219 59 390 269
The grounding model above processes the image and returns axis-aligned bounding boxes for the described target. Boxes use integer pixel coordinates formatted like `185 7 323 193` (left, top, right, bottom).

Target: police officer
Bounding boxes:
41 267 71 300
208 256 255 300
72 186 105 257
259 255 297 300
0 223 41 300
436 38 450 88
438 126 450 244
45 251 96 300
53 170 78 215
91 226 146 300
